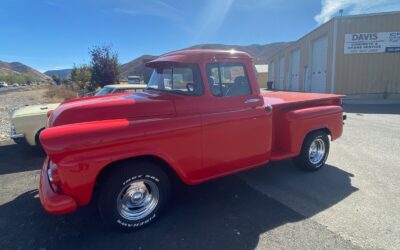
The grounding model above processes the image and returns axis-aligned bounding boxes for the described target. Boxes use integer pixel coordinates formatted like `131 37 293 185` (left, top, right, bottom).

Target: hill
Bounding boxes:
119 42 290 82
0 60 51 83
37 42 291 84
120 55 158 82
44 69 72 79
186 42 291 64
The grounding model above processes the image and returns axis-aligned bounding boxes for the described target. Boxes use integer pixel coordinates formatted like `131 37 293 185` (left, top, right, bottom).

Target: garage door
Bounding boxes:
310 35 328 93
289 49 300 91
269 61 275 83
277 57 285 90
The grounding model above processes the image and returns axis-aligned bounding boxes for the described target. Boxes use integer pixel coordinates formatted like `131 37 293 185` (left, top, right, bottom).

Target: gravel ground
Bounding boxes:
0 88 50 142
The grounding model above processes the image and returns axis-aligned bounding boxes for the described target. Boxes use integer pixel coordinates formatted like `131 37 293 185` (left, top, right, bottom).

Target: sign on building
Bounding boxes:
344 32 400 54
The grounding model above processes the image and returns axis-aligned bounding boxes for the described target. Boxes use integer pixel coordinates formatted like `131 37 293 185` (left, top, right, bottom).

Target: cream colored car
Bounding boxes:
10 103 60 146
10 84 147 147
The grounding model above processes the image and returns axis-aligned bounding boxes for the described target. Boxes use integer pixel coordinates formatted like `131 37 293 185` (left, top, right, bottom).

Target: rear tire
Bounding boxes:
293 131 330 171
98 161 170 231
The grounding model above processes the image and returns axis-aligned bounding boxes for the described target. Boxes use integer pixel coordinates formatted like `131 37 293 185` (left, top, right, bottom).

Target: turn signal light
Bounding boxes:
47 161 62 193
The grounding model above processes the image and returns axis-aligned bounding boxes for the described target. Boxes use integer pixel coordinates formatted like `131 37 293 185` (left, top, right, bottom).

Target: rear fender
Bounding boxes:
278 105 343 155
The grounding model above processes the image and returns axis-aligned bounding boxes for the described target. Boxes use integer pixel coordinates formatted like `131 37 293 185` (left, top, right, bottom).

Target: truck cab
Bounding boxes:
39 49 344 230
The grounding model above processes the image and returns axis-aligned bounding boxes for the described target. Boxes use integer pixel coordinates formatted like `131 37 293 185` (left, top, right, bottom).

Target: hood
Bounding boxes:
12 103 60 118
49 91 175 127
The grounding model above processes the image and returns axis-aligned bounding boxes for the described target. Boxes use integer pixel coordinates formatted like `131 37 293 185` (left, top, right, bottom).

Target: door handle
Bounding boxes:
244 98 261 104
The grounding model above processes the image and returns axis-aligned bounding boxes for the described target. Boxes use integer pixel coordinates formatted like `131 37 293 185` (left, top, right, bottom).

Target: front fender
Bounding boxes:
40 117 201 205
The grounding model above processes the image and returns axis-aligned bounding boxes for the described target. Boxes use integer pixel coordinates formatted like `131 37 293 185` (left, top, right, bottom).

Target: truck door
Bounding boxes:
198 62 273 180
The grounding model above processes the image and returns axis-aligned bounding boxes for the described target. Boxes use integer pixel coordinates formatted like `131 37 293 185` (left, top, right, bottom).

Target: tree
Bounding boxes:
71 64 92 90
89 45 120 87
51 75 61 85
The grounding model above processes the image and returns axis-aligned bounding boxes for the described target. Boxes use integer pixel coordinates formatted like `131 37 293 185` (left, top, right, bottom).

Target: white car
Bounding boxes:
10 84 147 147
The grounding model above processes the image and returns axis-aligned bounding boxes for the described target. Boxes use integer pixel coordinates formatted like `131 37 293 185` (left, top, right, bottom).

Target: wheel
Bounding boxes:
35 129 45 153
293 131 330 171
98 161 171 230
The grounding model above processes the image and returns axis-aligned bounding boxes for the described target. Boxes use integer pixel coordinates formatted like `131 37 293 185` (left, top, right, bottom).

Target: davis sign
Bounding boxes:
344 32 400 54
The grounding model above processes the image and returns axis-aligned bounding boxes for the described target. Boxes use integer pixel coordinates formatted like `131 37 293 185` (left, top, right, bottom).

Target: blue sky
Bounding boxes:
1 0 399 72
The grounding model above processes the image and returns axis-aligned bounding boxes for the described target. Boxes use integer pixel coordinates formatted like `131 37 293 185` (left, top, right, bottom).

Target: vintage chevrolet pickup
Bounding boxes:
39 49 345 230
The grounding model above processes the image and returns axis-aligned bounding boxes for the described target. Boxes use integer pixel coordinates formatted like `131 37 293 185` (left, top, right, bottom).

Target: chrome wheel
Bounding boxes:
117 179 159 221
308 138 325 164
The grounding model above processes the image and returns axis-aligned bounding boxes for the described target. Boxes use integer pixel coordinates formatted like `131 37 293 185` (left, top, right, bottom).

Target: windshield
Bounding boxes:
95 87 114 96
147 63 203 96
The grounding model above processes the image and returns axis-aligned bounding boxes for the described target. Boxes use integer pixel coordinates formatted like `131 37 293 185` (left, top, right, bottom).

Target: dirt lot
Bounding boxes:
0 89 399 249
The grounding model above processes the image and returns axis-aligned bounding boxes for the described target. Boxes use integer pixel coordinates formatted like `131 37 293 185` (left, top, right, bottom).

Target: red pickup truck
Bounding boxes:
39 49 345 230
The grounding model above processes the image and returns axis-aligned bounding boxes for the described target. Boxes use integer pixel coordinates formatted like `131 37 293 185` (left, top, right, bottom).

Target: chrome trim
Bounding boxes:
10 133 25 139
244 98 261 104
308 138 325 164
265 104 273 111
10 124 25 139
117 179 159 221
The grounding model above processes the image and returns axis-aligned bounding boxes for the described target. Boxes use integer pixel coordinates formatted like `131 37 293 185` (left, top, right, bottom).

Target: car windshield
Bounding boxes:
147 62 203 96
95 87 114 96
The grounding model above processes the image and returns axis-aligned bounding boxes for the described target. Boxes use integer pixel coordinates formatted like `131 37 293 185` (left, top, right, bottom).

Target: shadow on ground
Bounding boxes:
0 142 45 175
0 146 357 250
344 104 400 115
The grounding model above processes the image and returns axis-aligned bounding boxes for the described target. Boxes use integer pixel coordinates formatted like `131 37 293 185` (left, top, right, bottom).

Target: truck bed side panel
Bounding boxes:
271 105 343 160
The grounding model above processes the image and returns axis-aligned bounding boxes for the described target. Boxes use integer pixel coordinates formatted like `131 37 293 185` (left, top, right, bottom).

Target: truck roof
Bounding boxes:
146 49 252 67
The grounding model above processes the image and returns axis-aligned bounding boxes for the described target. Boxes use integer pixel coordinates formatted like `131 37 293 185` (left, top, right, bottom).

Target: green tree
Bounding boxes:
51 75 61 85
71 64 92 90
89 45 120 87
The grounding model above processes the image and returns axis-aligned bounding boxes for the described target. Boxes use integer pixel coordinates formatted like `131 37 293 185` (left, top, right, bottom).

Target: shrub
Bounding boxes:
45 85 79 102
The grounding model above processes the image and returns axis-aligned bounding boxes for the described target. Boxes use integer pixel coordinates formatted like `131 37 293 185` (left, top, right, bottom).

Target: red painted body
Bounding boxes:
39 49 344 214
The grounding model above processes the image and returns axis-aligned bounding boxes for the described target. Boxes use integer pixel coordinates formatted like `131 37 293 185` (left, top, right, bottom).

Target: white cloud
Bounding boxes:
114 0 182 22
315 0 400 24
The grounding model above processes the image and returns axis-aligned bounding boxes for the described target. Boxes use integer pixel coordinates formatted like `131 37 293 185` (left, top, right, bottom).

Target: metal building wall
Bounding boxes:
268 11 400 96
268 20 334 92
334 12 400 95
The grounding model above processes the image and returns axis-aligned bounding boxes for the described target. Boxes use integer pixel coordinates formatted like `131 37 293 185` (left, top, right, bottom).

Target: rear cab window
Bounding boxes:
206 63 252 97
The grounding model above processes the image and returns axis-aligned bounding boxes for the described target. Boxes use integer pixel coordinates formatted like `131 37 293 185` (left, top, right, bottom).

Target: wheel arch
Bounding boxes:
306 127 332 140
94 154 186 193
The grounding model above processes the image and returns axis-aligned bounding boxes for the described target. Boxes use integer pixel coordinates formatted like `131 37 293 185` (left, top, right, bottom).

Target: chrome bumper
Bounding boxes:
10 124 25 139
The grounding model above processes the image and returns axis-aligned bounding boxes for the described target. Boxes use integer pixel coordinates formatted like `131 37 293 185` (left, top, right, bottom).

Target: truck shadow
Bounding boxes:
0 142 45 175
0 162 357 250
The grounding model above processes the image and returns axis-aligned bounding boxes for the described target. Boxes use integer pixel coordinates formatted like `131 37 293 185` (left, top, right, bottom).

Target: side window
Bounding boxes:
148 63 204 96
206 63 251 97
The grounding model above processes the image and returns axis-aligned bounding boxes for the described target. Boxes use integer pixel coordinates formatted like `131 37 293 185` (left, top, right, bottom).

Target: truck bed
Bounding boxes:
261 91 345 107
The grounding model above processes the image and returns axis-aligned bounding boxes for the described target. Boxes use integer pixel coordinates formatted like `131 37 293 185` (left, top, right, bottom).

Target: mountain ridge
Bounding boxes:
0 60 51 83
19 42 292 82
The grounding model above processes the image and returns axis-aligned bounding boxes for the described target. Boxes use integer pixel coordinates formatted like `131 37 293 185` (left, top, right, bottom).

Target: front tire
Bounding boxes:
98 161 170 230
293 131 330 171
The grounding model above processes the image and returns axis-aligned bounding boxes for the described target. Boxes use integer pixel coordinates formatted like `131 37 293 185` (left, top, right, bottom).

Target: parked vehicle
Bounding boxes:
0 82 8 88
128 76 141 84
95 84 147 96
10 84 147 147
12 83 20 87
39 50 345 230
